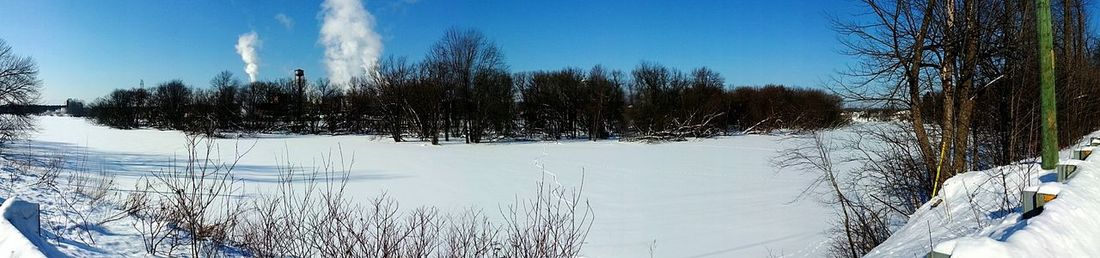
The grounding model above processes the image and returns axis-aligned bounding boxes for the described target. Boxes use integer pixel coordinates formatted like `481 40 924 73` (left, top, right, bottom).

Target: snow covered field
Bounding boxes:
11 116 832 257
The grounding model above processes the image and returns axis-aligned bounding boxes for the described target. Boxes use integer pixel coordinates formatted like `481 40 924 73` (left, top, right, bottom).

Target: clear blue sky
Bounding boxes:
5 0 1087 105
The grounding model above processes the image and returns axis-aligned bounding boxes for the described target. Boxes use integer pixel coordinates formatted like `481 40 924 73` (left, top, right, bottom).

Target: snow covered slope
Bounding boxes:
0 198 51 258
866 134 1100 257
14 115 834 257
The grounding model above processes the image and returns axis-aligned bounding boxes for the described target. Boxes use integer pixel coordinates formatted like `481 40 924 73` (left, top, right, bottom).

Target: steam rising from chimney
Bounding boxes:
235 31 262 82
320 0 383 85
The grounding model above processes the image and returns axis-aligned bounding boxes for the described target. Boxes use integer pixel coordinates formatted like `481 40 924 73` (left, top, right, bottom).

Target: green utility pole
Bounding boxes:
1036 0 1059 170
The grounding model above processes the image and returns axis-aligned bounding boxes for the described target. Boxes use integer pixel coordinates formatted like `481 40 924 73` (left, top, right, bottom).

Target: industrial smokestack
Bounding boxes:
319 0 383 86
235 31 262 82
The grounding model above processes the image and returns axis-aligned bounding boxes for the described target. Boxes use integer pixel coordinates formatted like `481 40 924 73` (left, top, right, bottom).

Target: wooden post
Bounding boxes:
1036 0 1059 170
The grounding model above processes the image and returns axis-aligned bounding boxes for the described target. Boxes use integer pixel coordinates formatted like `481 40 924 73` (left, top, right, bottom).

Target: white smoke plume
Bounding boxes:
320 0 383 85
235 31 262 82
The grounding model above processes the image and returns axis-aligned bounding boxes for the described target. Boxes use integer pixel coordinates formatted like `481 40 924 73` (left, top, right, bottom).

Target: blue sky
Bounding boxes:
3 0 1089 104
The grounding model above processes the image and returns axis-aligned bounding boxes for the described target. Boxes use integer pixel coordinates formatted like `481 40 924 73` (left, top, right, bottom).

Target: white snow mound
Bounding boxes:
0 197 51 258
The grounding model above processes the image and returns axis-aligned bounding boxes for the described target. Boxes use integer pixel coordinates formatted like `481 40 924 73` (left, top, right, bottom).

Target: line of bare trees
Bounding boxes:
795 0 1100 257
84 28 846 143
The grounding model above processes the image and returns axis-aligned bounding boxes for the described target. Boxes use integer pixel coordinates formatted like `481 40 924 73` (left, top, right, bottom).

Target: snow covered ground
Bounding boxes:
0 197 59 258
5 115 833 257
866 132 1100 257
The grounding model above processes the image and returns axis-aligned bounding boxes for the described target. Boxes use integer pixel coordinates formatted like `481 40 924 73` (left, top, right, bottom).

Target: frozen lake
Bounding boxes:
19 115 831 257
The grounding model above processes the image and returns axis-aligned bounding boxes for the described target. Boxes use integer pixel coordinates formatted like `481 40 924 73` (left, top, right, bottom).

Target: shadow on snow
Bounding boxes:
1 139 410 184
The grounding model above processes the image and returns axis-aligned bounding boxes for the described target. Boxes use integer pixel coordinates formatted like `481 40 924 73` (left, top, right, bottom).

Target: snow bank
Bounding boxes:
0 197 54 258
946 151 1100 257
866 135 1100 257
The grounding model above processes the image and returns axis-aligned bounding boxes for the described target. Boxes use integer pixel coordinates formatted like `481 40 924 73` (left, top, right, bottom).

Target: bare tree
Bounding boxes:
425 28 509 144
210 71 242 131
0 39 42 143
410 62 446 145
315 78 346 134
582 65 626 140
776 130 895 258
150 80 193 130
372 56 417 142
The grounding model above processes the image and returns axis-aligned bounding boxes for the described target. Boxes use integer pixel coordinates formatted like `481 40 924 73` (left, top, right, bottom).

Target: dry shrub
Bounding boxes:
122 136 594 257
232 149 593 258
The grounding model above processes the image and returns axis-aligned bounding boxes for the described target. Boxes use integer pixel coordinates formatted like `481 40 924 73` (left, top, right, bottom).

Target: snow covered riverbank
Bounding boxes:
10 115 832 257
866 133 1100 258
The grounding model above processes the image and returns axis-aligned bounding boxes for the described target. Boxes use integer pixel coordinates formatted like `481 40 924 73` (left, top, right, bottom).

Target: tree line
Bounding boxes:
84 28 845 143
